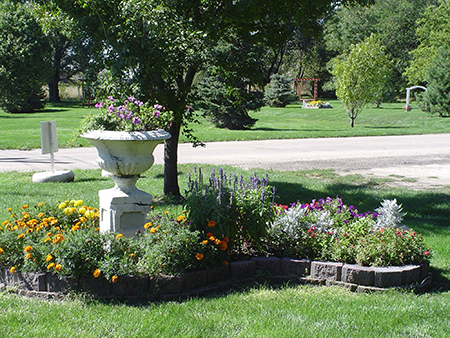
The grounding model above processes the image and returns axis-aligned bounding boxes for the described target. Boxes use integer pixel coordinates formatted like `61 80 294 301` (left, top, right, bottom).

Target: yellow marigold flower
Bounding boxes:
163 231 168 234
10 267 16 273
2 220 9 226
44 238 51 243
52 234 64 244
71 225 80 231
95 227 100 231
46 254 53 262
6 207 12 212
25 253 32 260
0 248 3 254
46 232 52 237
144 222 152 229
130 253 135 259
79 216 87 223
58 202 67 209
93 269 101 278
214 239 221 245
74 200 84 207
176 215 186 223
207 220 216 227
24 245 32 253
202 240 208 245
26 228 33 234
64 207 74 216
115 234 123 239
47 262 55 270
164 211 169 215
195 253 204 261
22 212 30 219
37 213 44 218
22 204 28 209
78 207 87 215
85 210 96 219
209 236 215 242
150 228 157 234
111 275 119 283
17 233 25 239
55 264 62 272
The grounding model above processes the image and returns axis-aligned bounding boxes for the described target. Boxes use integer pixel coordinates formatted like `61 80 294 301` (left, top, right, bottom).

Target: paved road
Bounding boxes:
2 134 450 189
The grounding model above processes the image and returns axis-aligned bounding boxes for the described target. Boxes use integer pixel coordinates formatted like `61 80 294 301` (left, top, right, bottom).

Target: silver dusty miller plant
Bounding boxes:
373 199 408 230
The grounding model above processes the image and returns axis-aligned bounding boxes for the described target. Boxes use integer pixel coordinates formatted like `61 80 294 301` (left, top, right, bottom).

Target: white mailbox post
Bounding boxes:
32 121 74 183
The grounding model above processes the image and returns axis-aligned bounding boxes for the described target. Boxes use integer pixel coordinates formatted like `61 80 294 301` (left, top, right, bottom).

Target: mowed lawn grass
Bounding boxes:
1 99 450 149
1 100 450 337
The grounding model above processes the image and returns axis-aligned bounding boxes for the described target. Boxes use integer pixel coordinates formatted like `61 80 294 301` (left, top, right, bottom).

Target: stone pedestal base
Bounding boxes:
99 187 152 237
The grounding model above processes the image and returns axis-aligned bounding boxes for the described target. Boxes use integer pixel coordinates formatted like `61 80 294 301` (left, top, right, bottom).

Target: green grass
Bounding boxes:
1 100 450 149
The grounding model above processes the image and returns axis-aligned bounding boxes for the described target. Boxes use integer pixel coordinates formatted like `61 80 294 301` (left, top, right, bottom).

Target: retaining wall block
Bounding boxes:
47 274 78 293
80 277 112 297
111 275 150 297
229 260 256 279
281 258 310 277
341 264 374 286
401 265 422 285
373 267 404 288
311 261 343 281
251 256 281 275
326 280 358 292
420 261 430 281
156 275 184 295
183 270 208 292
207 265 230 285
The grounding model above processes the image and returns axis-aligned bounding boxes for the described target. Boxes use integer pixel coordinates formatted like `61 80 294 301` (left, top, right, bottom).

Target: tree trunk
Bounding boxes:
164 121 182 198
350 117 355 128
48 77 60 102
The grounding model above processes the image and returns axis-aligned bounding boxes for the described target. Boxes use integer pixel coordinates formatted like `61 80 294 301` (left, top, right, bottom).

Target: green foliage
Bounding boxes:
405 1 450 85
419 48 450 117
192 74 260 130
264 74 295 107
332 35 392 127
0 1 50 113
184 167 276 252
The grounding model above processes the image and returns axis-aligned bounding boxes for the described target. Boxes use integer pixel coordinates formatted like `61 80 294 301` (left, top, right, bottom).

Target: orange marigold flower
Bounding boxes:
115 234 123 239
207 220 216 227
55 264 62 272
202 240 208 245
219 241 228 251
176 215 186 223
93 269 101 278
79 216 87 223
47 262 55 270
10 267 16 273
223 236 230 243
17 233 25 239
209 236 216 242
24 245 32 253
111 275 119 283
22 205 28 209
44 238 51 243
164 211 169 215
144 222 152 229
206 232 213 238
71 225 80 231
52 234 64 244
6 207 12 212
25 253 32 259
150 228 157 234
0 248 3 254
195 253 204 261
46 254 53 262
214 239 221 245
130 253 135 259
37 213 44 218
223 260 228 265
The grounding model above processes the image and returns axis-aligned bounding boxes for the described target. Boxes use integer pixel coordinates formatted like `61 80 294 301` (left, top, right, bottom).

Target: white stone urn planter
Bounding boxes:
82 129 171 236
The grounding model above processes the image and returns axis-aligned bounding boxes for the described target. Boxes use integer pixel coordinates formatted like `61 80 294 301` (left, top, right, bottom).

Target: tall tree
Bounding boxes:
405 1 450 85
54 0 371 197
332 35 391 127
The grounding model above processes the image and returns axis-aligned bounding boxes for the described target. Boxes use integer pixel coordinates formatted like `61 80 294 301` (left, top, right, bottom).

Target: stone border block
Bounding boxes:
207 265 230 285
342 264 374 286
251 257 281 275
373 266 405 287
402 265 422 285
281 258 310 277
229 260 256 279
184 270 208 291
311 261 343 281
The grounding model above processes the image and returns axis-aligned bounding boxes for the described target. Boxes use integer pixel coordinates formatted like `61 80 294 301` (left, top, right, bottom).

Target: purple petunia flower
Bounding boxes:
132 117 141 125
94 102 103 109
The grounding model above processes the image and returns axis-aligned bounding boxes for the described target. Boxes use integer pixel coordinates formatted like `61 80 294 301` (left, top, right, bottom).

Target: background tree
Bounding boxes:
0 1 50 113
324 0 433 95
32 4 92 102
264 74 295 107
54 0 371 197
332 35 391 127
419 48 450 117
405 1 450 85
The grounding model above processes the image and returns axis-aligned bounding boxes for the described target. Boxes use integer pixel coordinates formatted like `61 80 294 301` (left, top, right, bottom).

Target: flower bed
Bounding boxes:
0 168 432 299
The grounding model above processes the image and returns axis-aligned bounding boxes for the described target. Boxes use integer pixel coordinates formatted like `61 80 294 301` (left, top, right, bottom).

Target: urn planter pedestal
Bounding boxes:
82 130 171 236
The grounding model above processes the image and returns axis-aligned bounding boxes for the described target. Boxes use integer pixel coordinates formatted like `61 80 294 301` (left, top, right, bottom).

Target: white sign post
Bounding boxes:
40 121 58 172
32 121 74 183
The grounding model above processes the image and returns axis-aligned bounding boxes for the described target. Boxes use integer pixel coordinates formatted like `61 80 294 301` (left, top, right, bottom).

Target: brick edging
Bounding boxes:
0 258 432 301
